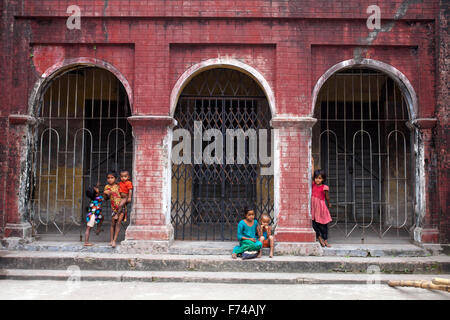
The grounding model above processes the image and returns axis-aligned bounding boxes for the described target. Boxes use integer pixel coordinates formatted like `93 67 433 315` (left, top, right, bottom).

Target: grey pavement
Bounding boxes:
0 280 448 300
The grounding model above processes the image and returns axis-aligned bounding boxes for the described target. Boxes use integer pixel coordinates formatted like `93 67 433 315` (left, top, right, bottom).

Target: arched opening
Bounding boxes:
30 66 133 241
171 68 274 241
312 67 415 243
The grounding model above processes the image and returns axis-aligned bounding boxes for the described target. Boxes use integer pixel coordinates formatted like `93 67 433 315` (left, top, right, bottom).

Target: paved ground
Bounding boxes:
0 280 448 300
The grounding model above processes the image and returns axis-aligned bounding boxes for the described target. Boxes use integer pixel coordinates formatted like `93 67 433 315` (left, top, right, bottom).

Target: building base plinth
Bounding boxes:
119 240 172 254
274 227 317 243
414 227 440 244
274 242 323 256
122 225 173 253
4 223 32 240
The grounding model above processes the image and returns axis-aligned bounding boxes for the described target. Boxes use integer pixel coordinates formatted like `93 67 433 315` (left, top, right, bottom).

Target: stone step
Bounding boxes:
1 251 449 274
0 269 447 285
1 240 431 257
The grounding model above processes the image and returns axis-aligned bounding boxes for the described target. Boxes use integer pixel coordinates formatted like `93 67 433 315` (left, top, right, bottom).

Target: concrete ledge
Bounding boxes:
322 244 429 257
274 242 323 256
119 240 171 254
1 251 449 274
0 240 119 253
0 269 448 285
0 240 434 257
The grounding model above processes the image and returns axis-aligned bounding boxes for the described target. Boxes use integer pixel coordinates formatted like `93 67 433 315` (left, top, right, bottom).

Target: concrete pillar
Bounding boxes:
270 116 322 255
3 115 35 240
410 118 439 244
120 115 176 253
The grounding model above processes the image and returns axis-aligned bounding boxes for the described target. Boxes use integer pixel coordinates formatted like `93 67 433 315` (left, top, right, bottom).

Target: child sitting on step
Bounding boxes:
257 213 274 258
232 208 263 259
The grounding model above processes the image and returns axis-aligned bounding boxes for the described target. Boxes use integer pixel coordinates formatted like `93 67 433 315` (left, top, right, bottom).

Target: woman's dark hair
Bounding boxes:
243 207 255 217
313 169 327 183
85 186 97 200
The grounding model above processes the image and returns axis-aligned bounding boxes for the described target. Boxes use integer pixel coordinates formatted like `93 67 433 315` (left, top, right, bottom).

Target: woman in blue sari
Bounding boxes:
232 208 263 259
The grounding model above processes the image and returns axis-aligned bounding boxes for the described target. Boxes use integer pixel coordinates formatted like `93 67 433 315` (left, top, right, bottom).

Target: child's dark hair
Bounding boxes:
313 169 327 183
85 186 98 200
107 170 117 178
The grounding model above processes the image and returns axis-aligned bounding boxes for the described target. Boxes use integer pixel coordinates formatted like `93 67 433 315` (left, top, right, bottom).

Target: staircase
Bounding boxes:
0 245 448 284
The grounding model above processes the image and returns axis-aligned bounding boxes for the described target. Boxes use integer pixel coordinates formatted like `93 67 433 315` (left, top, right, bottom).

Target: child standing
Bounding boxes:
118 170 133 222
257 213 274 258
109 170 132 248
232 208 263 259
311 169 332 247
103 171 121 248
84 184 104 247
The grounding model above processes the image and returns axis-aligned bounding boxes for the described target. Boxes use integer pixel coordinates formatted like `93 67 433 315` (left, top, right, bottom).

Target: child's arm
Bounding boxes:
267 225 272 237
256 224 262 238
324 190 332 208
127 190 132 204
103 188 111 199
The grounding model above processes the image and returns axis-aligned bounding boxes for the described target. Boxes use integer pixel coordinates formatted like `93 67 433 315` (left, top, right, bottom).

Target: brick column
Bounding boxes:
410 118 439 244
120 115 176 253
4 115 35 240
270 116 322 255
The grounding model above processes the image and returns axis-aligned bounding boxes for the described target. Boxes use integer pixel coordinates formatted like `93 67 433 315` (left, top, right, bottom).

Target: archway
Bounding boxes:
30 66 133 241
171 67 274 241
312 65 416 243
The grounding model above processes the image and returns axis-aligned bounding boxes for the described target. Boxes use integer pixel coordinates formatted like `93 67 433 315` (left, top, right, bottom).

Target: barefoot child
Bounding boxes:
84 184 104 247
232 208 263 259
103 171 121 247
109 170 133 248
118 170 133 222
257 213 274 258
311 169 332 247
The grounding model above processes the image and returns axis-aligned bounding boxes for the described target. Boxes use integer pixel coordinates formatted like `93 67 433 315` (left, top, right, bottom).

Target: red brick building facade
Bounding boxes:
0 0 448 252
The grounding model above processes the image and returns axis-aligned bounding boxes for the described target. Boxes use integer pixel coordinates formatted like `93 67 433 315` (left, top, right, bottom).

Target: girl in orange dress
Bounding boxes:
103 171 121 247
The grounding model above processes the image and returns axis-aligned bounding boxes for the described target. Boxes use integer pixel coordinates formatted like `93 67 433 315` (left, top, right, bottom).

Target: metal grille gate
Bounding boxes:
30 67 133 238
312 68 414 240
171 69 274 241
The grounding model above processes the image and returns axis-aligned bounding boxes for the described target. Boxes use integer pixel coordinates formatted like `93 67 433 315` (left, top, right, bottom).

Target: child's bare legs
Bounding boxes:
268 235 274 258
318 236 325 247
96 217 104 235
111 196 128 247
84 226 93 246
257 236 265 258
112 212 125 248
118 196 127 214
110 214 118 246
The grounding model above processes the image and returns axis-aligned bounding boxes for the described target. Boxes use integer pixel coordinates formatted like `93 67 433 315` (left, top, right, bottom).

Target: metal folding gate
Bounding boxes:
30 67 133 237
171 68 274 241
312 68 414 239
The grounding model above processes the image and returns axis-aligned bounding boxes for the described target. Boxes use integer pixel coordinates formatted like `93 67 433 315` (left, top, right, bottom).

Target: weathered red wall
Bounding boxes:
436 0 449 244
0 0 447 243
